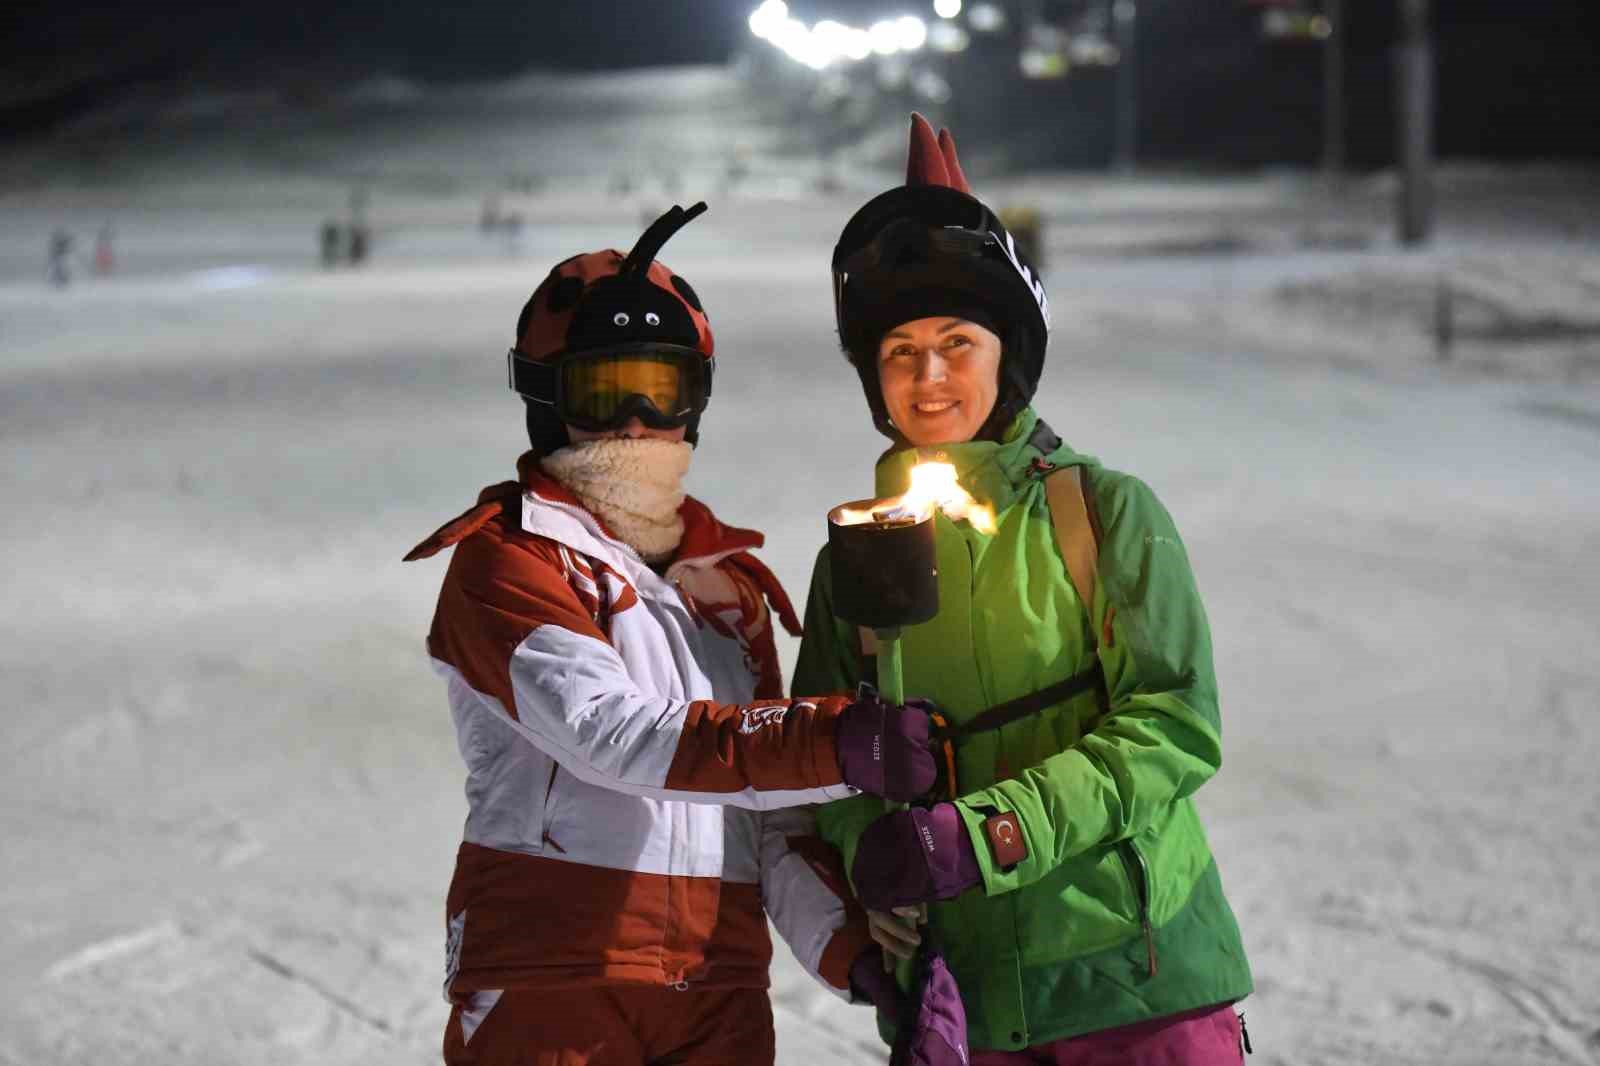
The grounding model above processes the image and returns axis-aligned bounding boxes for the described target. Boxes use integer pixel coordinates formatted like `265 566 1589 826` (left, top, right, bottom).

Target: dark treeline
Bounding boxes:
3 0 1595 165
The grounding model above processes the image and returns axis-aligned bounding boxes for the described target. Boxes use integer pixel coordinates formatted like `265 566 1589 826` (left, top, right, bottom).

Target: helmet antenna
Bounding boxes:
620 201 708 277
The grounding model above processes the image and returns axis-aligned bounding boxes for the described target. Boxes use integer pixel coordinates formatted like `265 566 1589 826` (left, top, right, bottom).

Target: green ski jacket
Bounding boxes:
793 408 1252 1052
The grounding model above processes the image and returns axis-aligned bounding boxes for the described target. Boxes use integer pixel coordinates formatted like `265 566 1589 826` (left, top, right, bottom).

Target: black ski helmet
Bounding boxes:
510 202 714 454
832 115 1050 442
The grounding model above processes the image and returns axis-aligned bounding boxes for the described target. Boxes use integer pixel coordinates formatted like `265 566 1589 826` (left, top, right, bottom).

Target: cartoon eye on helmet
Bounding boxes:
510 202 715 452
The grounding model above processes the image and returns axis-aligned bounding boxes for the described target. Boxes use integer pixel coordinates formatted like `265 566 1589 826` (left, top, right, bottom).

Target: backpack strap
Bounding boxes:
933 660 1105 741
1043 465 1099 614
931 463 1113 744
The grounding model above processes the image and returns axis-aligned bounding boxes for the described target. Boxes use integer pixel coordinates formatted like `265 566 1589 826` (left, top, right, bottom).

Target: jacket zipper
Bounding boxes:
1117 840 1159 979
540 764 566 853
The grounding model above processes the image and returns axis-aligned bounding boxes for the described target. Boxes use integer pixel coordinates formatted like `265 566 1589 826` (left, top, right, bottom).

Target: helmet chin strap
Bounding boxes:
975 360 1033 442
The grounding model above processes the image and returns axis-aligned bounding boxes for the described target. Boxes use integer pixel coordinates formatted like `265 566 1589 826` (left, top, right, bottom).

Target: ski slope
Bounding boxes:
3 65 1598 1066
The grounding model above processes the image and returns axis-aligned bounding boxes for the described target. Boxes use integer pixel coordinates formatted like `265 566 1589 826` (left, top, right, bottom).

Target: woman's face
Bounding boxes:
877 317 1002 446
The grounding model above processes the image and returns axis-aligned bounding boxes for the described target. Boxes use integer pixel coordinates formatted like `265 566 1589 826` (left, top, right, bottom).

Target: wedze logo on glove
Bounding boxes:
739 702 806 734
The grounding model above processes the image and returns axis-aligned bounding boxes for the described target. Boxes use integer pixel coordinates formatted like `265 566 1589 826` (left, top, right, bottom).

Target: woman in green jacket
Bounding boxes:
793 116 1254 1064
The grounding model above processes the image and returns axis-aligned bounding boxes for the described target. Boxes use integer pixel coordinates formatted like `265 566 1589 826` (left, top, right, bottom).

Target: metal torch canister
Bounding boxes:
826 500 939 705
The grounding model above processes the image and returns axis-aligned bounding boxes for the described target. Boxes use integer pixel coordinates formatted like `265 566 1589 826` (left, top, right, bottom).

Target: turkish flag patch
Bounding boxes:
983 812 1027 869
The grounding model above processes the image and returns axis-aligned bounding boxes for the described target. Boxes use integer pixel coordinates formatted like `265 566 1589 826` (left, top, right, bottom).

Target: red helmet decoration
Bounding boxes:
905 112 972 194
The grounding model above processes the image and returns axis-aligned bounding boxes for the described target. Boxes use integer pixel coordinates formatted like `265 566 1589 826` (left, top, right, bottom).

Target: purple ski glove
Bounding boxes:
849 945 904 1015
836 694 937 803
852 803 983 911
893 948 970 1066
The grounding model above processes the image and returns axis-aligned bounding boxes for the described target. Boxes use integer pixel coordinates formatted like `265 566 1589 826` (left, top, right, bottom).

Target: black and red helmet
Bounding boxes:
510 202 714 452
833 115 1051 443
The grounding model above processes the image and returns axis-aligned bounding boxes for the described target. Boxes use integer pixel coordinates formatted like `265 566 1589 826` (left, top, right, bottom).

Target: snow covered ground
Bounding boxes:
3 66 1599 1065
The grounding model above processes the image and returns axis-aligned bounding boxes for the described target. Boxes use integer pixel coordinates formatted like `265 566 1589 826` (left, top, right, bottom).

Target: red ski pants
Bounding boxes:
969 1003 1244 1066
442 985 775 1066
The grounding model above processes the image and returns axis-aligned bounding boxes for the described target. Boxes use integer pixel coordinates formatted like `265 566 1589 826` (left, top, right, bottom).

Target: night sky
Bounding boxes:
4 0 1596 165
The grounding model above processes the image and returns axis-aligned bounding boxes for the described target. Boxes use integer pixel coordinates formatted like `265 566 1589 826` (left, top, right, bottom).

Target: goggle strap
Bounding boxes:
507 349 558 403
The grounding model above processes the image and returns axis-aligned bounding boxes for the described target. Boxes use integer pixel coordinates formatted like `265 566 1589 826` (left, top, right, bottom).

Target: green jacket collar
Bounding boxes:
873 407 1096 513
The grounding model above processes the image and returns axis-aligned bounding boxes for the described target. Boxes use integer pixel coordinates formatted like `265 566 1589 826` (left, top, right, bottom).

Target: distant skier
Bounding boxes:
347 186 370 267
48 229 74 286
404 202 934 1064
347 223 369 266
93 223 115 276
319 220 341 268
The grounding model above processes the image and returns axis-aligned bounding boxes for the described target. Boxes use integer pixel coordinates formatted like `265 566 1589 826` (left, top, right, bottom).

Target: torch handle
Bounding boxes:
873 626 905 706
872 626 921 995
871 629 910 810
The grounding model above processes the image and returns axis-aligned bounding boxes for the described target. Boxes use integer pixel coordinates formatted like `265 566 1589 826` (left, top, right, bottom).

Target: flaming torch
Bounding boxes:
828 459 993 1006
827 460 995 712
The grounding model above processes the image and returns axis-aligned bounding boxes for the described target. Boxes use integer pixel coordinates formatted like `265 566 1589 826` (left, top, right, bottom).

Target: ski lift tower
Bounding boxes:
1395 0 1434 245
1111 0 1137 172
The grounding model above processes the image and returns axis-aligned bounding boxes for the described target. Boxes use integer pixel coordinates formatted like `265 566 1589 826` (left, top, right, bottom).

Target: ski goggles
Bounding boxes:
508 343 714 431
835 217 1004 278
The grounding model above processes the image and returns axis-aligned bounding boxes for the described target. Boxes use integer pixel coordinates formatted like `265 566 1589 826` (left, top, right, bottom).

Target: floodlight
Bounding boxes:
748 0 789 39
869 19 903 54
896 15 928 51
967 2 1007 32
928 21 970 51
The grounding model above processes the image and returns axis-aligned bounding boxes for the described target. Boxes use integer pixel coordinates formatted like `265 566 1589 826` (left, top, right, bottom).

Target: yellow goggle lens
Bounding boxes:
563 356 688 421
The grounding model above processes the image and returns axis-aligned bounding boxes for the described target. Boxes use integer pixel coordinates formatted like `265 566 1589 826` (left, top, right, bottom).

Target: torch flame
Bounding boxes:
831 461 997 533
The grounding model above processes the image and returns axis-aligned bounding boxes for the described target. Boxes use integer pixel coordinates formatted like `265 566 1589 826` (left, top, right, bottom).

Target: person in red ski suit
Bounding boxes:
405 202 934 1065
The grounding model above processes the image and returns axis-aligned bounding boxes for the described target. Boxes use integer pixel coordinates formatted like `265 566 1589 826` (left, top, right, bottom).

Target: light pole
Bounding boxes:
1112 0 1137 172
1396 0 1434 245
1322 0 1344 188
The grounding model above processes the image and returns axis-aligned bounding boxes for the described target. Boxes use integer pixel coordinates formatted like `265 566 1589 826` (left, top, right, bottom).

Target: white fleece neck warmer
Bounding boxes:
540 438 692 563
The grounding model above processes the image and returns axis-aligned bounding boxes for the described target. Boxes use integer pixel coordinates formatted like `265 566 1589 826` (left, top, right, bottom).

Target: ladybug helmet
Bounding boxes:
510 202 714 453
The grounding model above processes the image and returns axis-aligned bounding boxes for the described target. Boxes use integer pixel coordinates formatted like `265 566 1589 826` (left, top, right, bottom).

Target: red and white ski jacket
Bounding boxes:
406 454 870 1001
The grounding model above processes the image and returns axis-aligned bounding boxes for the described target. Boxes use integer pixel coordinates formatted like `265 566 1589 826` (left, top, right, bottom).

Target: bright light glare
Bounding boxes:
748 0 788 39
869 19 903 55
772 17 832 68
934 0 962 18
808 20 869 68
928 21 969 52
967 2 1006 32
749 3 920 68
896 15 928 51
